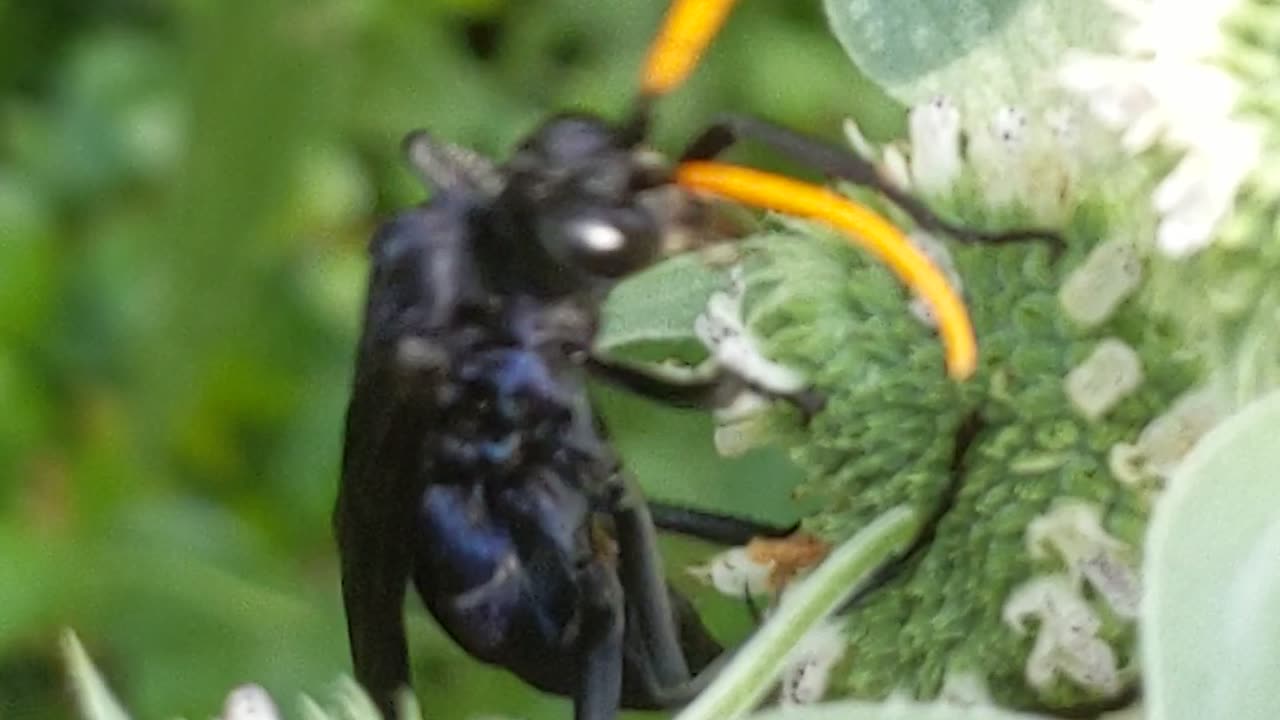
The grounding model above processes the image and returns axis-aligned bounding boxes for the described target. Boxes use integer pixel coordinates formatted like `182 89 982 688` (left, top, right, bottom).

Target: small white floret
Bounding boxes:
1065 339 1144 420
1026 501 1141 618
779 620 847 705
1004 575 1121 694
908 96 964 196
223 685 280 720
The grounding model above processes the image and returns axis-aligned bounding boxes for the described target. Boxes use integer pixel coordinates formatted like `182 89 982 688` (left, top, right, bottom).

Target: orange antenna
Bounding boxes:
641 0 739 97
676 161 978 380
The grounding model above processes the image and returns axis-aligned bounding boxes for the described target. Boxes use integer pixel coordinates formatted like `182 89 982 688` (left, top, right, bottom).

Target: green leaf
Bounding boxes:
747 700 1057 720
823 0 1118 114
597 254 727 363
1144 388 1280 720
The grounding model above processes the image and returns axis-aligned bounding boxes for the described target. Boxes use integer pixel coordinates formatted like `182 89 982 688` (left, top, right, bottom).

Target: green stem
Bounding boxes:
675 506 919 720
63 631 132 720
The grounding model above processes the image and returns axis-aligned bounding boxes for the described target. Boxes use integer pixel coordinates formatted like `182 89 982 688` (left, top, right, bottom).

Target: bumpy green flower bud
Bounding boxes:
726 91 1205 712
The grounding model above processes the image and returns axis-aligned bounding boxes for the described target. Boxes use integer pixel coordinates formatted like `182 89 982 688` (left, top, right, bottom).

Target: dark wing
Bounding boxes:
335 194 478 716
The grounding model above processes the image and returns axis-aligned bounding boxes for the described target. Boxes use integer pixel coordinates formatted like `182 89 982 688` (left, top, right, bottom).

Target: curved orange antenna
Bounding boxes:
676 161 978 380
641 0 739 97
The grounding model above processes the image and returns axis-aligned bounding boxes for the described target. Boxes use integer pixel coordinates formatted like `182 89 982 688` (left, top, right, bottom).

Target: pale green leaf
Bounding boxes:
597 254 726 363
1144 389 1280 720
823 0 1118 114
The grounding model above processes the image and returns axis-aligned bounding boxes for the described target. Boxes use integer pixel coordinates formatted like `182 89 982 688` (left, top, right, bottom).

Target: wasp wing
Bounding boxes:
336 196 479 714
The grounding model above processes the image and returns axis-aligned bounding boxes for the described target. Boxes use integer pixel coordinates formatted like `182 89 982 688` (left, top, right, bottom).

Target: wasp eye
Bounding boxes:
541 207 659 279
567 219 627 254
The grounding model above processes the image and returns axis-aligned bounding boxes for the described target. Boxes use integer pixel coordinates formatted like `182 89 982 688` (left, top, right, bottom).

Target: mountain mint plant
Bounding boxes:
67 1 1280 719
607 1 1280 718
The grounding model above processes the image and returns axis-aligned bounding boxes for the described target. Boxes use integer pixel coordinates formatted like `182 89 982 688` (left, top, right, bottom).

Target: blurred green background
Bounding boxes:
0 0 902 717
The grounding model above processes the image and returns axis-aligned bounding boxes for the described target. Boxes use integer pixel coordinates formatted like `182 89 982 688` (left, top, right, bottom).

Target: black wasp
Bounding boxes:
336 1 1035 718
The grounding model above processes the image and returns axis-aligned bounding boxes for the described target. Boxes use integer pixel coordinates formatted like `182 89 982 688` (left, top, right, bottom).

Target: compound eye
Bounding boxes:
542 207 660 278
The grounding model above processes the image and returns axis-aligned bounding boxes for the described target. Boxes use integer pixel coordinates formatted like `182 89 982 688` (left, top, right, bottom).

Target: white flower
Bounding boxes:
1110 384 1226 483
1058 237 1143 327
908 96 964 195
711 391 773 457
779 619 846 706
1151 133 1260 256
1026 500 1142 618
1003 575 1123 694
687 546 774 597
687 534 828 597
1064 338 1145 421
845 96 1085 225
1060 0 1263 257
223 686 280 720
695 269 806 395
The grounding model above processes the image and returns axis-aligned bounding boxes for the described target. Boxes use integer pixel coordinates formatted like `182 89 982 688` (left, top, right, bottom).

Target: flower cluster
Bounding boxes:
692 78 1215 710
1063 0 1280 403
1060 0 1265 258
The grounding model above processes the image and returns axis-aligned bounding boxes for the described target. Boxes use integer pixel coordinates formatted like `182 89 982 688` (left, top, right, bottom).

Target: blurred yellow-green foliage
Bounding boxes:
0 1 901 718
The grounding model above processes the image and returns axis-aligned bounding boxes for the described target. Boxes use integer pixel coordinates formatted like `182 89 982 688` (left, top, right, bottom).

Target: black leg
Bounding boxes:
587 355 726 410
575 561 627 720
609 488 814 711
649 500 797 545
609 476 803 712
680 114 1062 250
628 646 739 709
611 479 692 688
587 354 824 418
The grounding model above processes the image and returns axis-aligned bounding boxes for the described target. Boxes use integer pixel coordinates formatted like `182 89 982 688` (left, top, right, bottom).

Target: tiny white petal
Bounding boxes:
1135 385 1225 478
991 106 1030 147
1059 52 1157 132
1107 442 1149 487
715 390 771 423
907 96 963 195
1004 575 1121 694
1060 1 1260 258
687 547 773 597
1025 500 1141 618
780 620 846 706
1152 127 1262 257
1065 339 1145 421
696 282 806 394
713 391 774 456
967 105 1051 210
1045 106 1081 145
222 685 280 720
842 118 879 160
1058 238 1143 327
1119 105 1169 153
881 145 913 191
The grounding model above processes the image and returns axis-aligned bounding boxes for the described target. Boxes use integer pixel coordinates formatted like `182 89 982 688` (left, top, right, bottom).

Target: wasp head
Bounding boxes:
484 113 674 294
